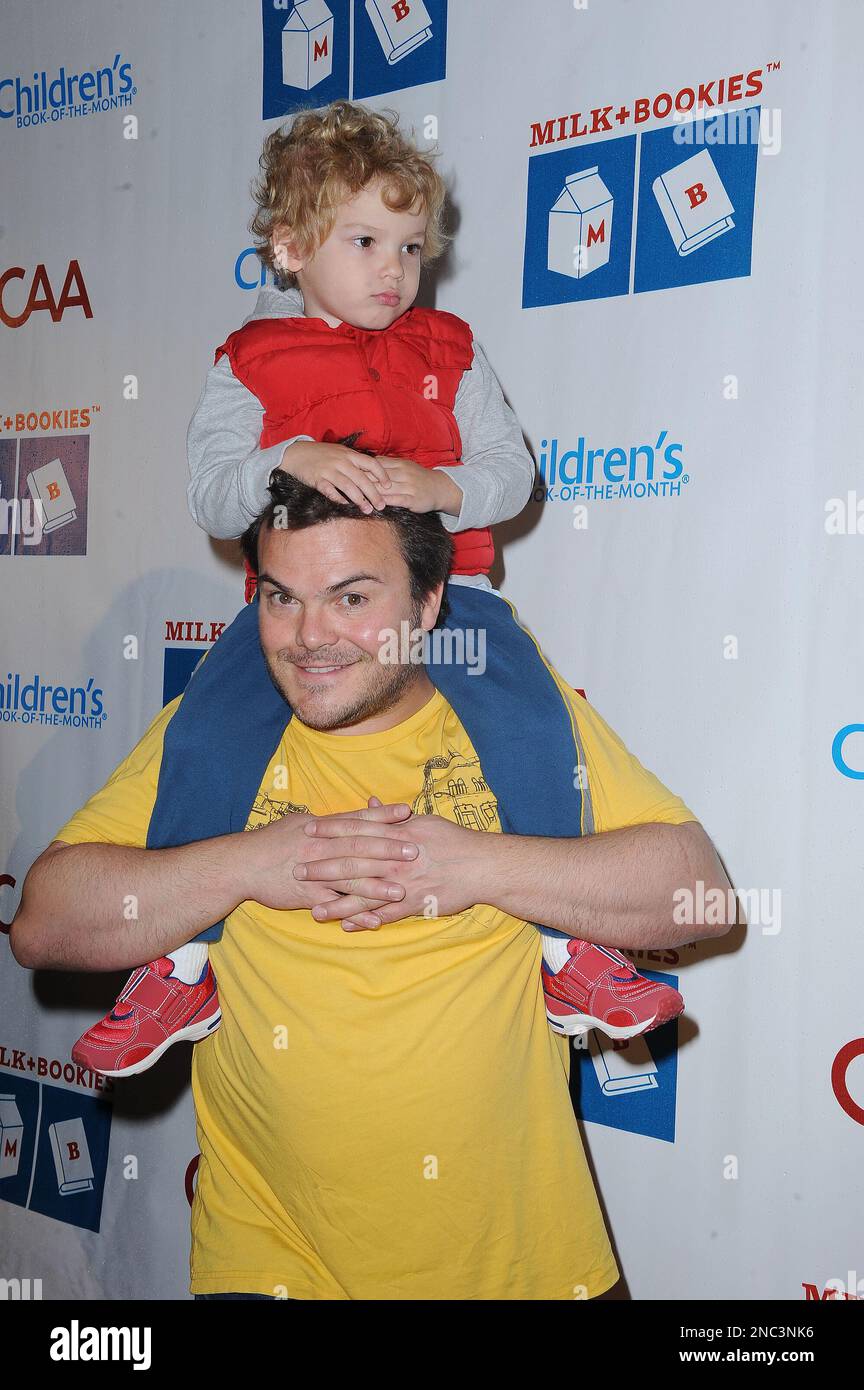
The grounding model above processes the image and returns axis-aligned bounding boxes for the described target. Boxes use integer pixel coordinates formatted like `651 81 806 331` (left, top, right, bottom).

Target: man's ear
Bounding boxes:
420 582 446 632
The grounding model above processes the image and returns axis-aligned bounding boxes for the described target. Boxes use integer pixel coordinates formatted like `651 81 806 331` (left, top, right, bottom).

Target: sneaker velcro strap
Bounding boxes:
563 943 619 989
122 970 176 1015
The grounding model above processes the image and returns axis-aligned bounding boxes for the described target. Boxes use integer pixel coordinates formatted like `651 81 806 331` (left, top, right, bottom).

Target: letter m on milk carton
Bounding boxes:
282 0 334 90
548 167 613 280
0 1094 24 1178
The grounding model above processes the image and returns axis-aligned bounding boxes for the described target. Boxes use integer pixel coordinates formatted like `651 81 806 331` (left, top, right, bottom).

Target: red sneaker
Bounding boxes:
542 939 684 1039
71 958 221 1077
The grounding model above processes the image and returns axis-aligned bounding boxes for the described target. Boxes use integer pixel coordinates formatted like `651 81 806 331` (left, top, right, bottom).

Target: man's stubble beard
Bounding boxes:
263 606 428 732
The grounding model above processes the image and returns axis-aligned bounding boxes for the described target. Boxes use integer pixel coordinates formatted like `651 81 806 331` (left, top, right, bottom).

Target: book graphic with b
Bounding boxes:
652 149 735 256
365 0 433 64
26 457 77 534
49 1117 95 1195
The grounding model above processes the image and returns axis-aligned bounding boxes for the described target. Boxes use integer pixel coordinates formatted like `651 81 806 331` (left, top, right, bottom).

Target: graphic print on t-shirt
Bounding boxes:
412 747 500 832
247 792 310 828
244 747 500 835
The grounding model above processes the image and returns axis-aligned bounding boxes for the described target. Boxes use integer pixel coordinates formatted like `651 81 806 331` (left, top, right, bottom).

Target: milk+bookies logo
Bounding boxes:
261 0 448 118
0 1069 112 1234
522 60 778 308
0 54 136 130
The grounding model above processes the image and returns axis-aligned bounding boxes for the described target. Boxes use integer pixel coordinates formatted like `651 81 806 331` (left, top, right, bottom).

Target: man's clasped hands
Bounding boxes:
244 797 494 933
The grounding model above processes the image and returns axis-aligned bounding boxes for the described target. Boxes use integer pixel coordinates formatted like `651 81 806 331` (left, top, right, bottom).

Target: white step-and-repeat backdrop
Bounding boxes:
1 0 861 1300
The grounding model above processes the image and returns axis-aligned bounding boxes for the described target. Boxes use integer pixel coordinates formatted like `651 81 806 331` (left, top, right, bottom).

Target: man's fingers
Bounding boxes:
303 802 411 829
309 883 405 916
306 887 344 906
296 855 411 884
320 893 395 918
353 801 411 820
299 835 417 867
305 813 415 838
343 902 411 931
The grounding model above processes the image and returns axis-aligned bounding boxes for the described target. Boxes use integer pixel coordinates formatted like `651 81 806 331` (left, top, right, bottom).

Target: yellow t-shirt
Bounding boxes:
55 675 696 1300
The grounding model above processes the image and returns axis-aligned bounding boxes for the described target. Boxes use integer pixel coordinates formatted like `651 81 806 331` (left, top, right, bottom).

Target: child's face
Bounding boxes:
273 179 427 330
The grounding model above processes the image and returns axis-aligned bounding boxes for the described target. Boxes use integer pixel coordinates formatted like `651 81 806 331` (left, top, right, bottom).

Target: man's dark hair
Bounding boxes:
241 438 453 625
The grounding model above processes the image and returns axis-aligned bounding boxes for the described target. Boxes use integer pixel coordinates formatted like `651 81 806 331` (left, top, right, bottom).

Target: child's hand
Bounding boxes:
374 456 462 516
279 440 392 514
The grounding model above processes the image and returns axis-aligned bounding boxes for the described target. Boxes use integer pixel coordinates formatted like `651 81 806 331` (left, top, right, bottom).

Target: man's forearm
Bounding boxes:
11 836 250 972
480 821 731 949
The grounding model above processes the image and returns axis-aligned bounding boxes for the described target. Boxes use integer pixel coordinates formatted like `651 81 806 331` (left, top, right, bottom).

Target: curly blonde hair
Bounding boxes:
249 100 451 289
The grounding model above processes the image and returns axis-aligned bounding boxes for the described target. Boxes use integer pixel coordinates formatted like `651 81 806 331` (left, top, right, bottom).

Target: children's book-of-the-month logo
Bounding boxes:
533 428 687 504
262 0 447 118
0 1074 111 1233
569 968 680 1143
0 672 106 731
235 246 279 291
0 436 89 557
523 108 760 308
0 54 135 130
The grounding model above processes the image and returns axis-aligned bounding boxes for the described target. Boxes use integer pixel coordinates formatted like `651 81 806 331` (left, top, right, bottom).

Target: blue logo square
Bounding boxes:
569 968 680 1143
353 0 447 101
262 0 351 121
634 108 760 295
261 1 446 118
163 648 207 707
522 135 636 308
0 1075 111 1234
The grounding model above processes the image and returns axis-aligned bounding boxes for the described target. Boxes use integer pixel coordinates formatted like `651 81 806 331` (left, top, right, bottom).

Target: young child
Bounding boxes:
71 101 684 1078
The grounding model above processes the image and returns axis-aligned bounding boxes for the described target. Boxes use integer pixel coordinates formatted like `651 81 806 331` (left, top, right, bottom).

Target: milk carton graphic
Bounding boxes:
548 167 613 279
282 0 334 90
0 1094 24 1179
652 149 735 256
365 0 433 64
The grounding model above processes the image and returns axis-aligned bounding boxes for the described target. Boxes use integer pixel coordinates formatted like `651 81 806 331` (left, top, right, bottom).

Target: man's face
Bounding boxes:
256 516 443 734
273 179 427 330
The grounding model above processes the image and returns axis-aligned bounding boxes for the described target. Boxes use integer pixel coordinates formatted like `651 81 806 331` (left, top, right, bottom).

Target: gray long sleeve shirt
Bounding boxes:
186 285 536 554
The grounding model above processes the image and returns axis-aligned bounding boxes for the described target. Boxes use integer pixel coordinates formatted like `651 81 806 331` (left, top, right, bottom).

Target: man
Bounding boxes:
11 477 732 1301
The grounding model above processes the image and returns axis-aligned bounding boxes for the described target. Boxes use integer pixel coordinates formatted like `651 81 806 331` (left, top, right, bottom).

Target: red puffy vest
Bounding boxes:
214 306 495 601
